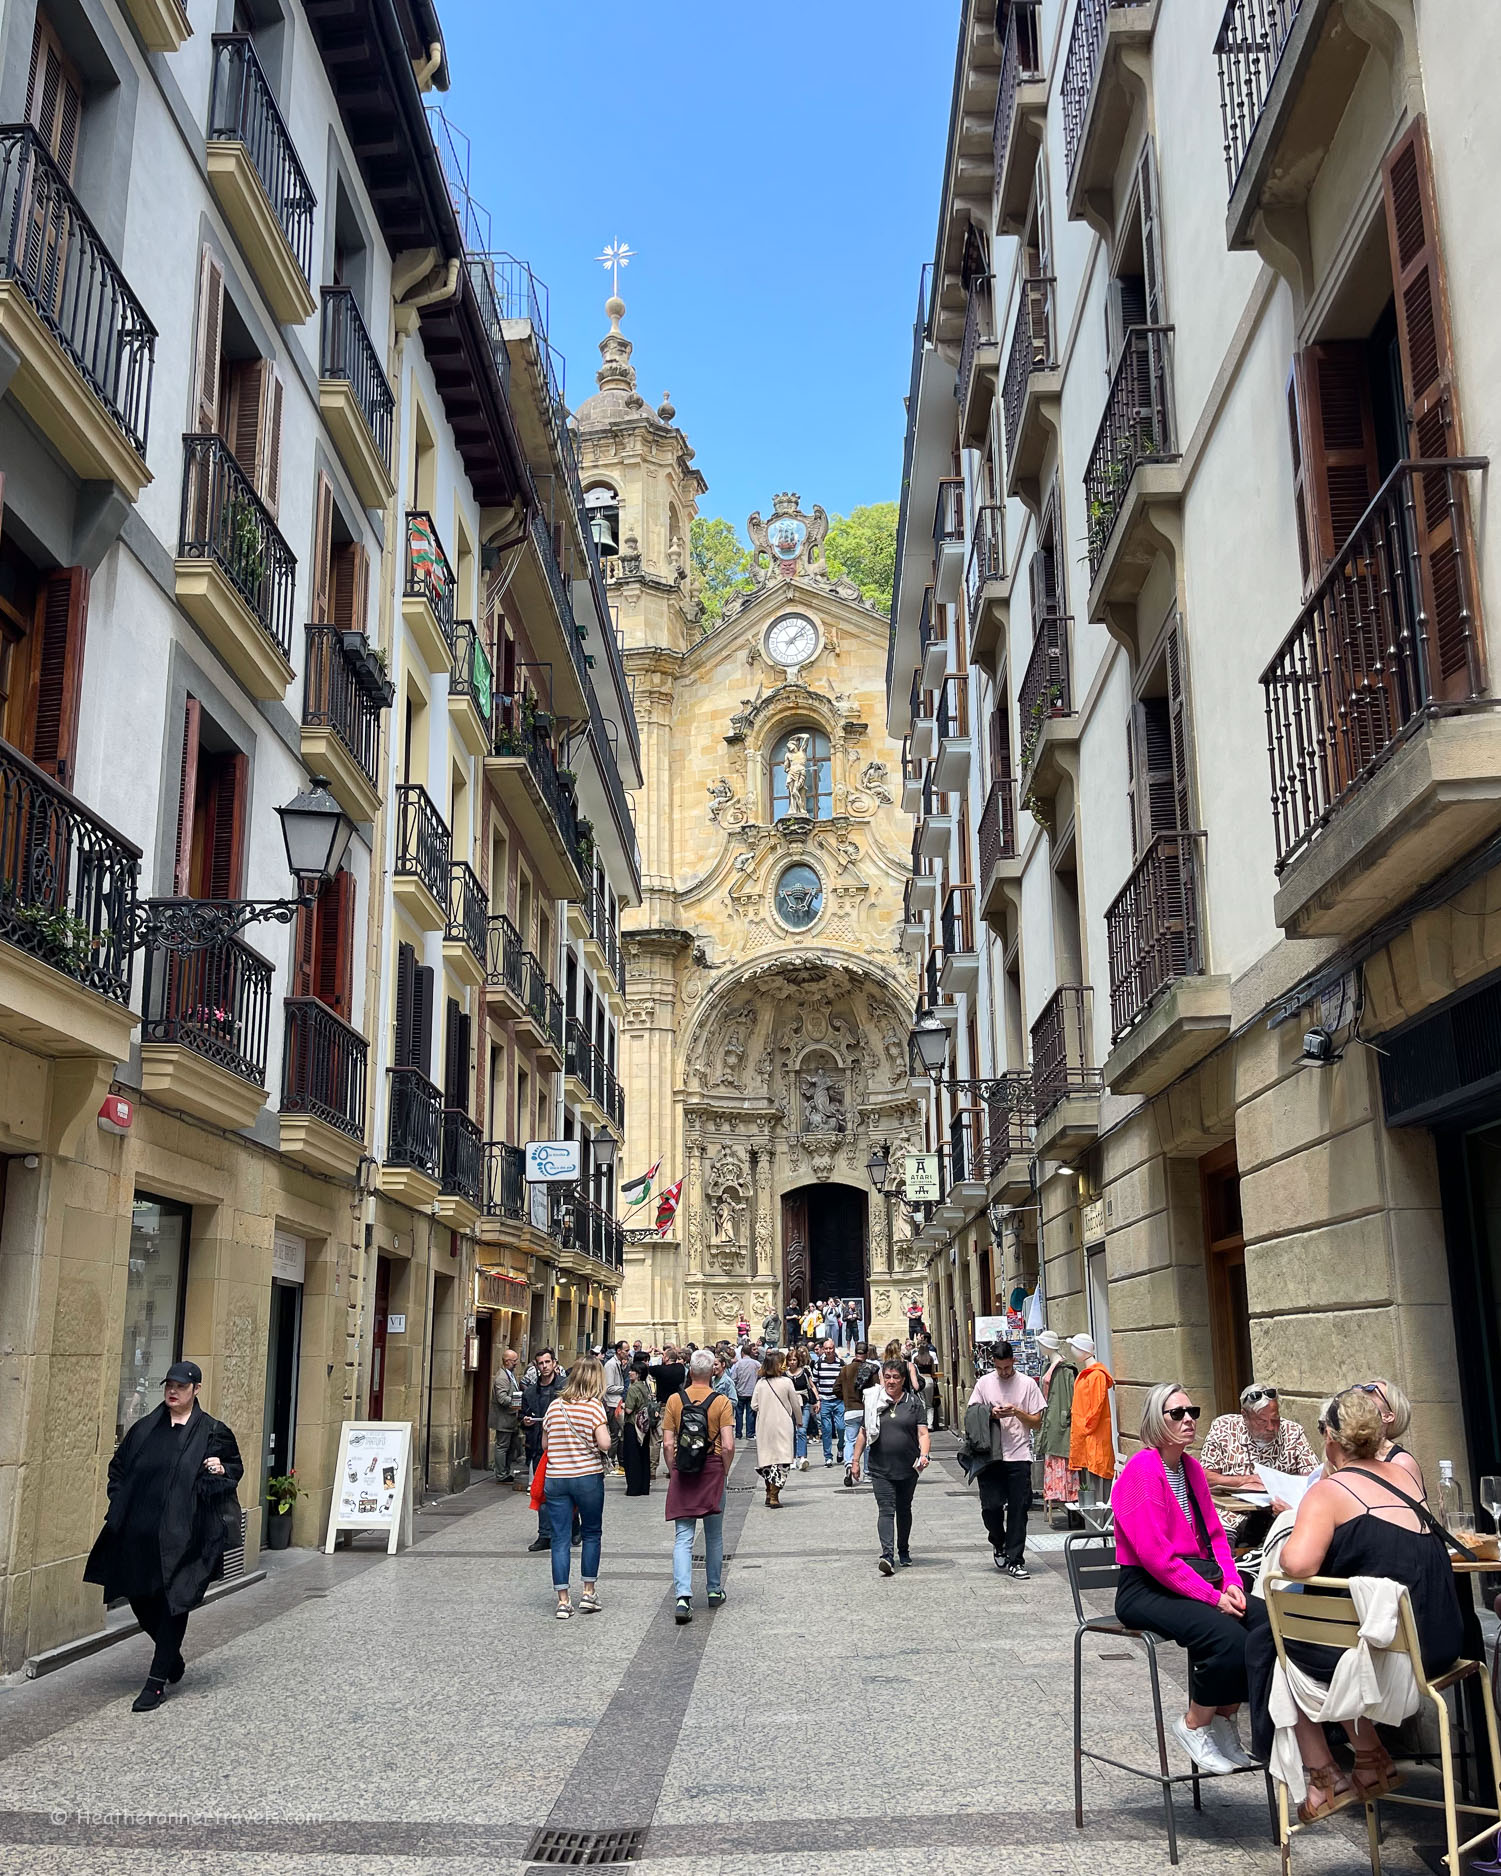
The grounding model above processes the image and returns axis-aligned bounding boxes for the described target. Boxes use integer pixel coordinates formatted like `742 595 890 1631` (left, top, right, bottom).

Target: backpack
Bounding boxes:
674 1389 714 1475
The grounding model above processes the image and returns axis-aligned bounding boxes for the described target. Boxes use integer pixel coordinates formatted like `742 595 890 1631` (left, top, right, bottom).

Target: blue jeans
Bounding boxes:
818 1398 845 1461
843 1408 863 1465
672 1513 724 1598
544 1472 603 1589
734 1396 757 1440
794 1401 812 1461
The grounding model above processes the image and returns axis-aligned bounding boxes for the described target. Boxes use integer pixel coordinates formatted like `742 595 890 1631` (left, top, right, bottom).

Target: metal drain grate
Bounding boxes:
525 1826 647 1866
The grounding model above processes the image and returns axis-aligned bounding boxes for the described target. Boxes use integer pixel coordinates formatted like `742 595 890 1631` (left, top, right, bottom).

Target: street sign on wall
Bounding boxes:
525 1139 581 1182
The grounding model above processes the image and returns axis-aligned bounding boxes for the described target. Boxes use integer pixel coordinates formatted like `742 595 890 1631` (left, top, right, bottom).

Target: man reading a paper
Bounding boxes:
1200 1384 1318 1515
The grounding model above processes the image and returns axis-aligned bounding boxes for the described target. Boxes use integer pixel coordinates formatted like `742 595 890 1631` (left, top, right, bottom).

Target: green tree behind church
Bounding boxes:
690 516 753 625
825 502 898 615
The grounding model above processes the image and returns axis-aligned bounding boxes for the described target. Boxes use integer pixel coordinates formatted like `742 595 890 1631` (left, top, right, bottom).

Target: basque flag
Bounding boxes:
654 1179 683 1236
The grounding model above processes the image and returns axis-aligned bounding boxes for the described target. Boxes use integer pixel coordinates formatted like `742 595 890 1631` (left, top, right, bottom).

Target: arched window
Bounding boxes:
583 482 620 558
770 727 832 821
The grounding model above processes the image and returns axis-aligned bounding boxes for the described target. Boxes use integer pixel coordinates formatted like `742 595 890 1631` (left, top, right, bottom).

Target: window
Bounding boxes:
117 1195 190 1443
173 698 247 899
0 524 88 787
1028 493 1064 625
443 996 470 1113
312 474 370 633
584 483 620 559
1105 143 1164 369
191 247 284 518
291 869 355 1019
770 727 832 821
1126 621 1191 855
393 939 434 1078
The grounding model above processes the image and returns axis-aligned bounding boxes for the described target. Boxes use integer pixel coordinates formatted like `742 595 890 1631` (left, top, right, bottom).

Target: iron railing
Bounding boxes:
1085 326 1177 574
917 586 941 678
941 1078 1036 1175
0 124 155 455
464 255 513 397
1062 0 1137 183
967 504 1005 619
446 859 487 972
449 618 493 738
956 274 996 412
482 1138 526 1220
1002 275 1057 466
941 882 976 959
520 950 563 1053
1215 0 1305 192
302 626 384 791
933 478 965 559
979 775 1018 880
583 885 624 993
1030 986 1102 1119
994 0 1045 181
208 36 315 284
0 743 137 1002
1105 831 1207 1041
441 1107 483 1206
320 286 394 470
1260 459 1489 869
140 924 271 1086
485 911 523 1002
1017 616 1074 777
386 1064 441 1176
566 1015 595 1091
281 996 366 1138
921 766 950 827
492 696 582 864
179 433 296 661
528 500 589 690
405 509 455 649
574 1195 625 1271
936 673 969 750
394 782 450 908
910 669 932 734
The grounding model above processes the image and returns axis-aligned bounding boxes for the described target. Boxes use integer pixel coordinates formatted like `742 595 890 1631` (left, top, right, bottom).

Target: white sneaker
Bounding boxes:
1171 1716 1236 1775
798 1457 809 1471
1208 1715 1259 1768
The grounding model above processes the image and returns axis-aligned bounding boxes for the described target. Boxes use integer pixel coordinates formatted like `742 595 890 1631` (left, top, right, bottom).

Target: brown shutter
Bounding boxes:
225 359 269 484
291 895 317 999
193 249 225 437
443 996 463 1109
988 703 1011 781
412 964 434 1080
260 368 284 519
1292 344 1380 567
1286 367 1313 589
28 566 87 785
26 14 82 181
394 939 416 1065
1165 623 1192 836
205 751 247 900
311 474 335 624
329 542 369 635
1382 115 1478 700
172 697 200 897
1138 141 1163 325
314 868 354 1019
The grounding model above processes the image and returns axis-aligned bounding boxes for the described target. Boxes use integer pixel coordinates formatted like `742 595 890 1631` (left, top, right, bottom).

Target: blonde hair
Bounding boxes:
884 1339 903 1363
1324 1387 1385 1461
1140 1382 1193 1450
561 1356 605 1404
1368 1377 1412 1440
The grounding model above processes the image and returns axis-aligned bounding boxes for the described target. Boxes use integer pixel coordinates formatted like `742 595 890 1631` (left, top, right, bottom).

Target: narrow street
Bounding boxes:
0 1439 1446 1876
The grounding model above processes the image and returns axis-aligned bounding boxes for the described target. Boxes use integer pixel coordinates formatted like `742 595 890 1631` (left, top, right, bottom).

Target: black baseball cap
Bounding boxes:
164 1360 202 1386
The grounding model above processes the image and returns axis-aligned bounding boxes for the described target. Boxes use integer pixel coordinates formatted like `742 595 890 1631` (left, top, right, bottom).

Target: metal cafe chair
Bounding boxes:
1265 1573 1501 1876
1066 1531 1260 1866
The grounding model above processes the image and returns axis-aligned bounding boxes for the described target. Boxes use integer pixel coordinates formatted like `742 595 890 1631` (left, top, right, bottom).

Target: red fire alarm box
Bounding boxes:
98 1095 133 1134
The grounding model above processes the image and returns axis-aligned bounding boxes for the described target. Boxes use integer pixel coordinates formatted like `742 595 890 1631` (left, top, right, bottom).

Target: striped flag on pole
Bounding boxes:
620 1159 661 1211
654 1179 683 1236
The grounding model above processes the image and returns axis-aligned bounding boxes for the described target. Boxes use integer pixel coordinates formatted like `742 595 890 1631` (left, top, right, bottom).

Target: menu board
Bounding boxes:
323 1421 414 1555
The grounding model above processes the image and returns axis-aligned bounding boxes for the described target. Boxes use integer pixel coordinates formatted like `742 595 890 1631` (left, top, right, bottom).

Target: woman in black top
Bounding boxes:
850 1360 932 1573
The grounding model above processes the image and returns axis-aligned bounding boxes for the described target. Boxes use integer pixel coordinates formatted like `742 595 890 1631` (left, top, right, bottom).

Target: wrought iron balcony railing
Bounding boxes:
520 950 563 1052
566 1015 595 1091
936 673 969 748
208 35 315 283
449 618 493 738
492 696 582 862
994 0 1045 180
441 1107 483 1206
1030 985 1102 1119
1084 326 1177 574
572 1194 624 1271
281 995 366 1138
394 782 450 909
1062 0 1136 183
320 286 394 470
956 274 996 412
941 882 976 959
0 124 155 455
485 910 523 1001
0 742 138 1003
1215 0 1305 192
446 859 487 971
1260 458 1488 870
1002 275 1057 466
179 433 296 661
482 1138 526 1220
932 477 964 558
141 923 271 1086
583 885 624 992
386 1063 441 1176
967 504 1005 619
528 499 589 690
405 509 456 649
302 625 384 791
1017 615 1074 776
979 774 1018 880
1105 830 1207 1042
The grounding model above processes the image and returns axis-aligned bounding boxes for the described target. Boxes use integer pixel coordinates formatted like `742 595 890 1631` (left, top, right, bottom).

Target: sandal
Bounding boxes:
1297 1762 1356 1825
1352 1744 1403 1800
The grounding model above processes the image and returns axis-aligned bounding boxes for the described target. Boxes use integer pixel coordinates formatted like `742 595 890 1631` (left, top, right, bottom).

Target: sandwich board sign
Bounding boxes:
324 1421 414 1555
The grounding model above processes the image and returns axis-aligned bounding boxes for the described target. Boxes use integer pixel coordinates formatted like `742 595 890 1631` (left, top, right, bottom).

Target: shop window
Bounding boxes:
770 726 832 821
117 1194 190 1442
172 697 247 899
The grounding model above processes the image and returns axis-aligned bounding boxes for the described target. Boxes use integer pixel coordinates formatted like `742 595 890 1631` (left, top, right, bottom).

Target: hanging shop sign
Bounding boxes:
323 1421 414 1555
526 1139 581 1182
474 1267 530 1311
905 1152 941 1203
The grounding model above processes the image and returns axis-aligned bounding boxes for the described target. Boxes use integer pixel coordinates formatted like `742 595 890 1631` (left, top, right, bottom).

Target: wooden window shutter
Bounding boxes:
989 703 1011 781
329 542 370 635
193 249 225 438
313 868 354 1019
27 13 82 182
1381 115 1476 700
1286 366 1313 588
1138 141 1163 326
311 474 335 624
205 751 247 899
1291 344 1379 567
1165 623 1192 836
28 566 87 785
260 367 284 519
393 940 415 1066
1127 697 1177 853
225 359 269 486
412 964 434 1080
291 896 317 999
172 697 200 897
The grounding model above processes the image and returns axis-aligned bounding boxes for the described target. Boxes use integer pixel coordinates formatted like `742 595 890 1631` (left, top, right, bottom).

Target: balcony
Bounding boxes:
0 126 154 501
502 500 589 726
923 948 957 1026
0 742 138 1064
206 36 316 324
947 1107 991 1210
978 775 1021 927
518 951 564 1065
918 587 946 692
175 433 296 700
402 510 455 673
994 0 1048 232
569 1195 625 1275
319 287 395 508
932 675 972 794
443 860 487 989
301 625 387 824
1084 327 1180 621
967 504 1009 672
1017 614 1076 805
956 276 1000 450
900 877 927 955
139 924 271 1130
932 480 965 606
909 829 940 913
1262 457 1497 941
1002 277 1061 511
119 0 190 52
447 618 493 760
1030 985 1102 1162
393 782 450 931
576 886 625 1003
382 1063 442 1205
973 1074 1036 1204
1103 831 1231 1096
437 1107 483 1231
481 1139 527 1224
916 769 953 863
900 740 925 817
565 1017 607 1126
1062 0 1158 233
939 884 979 997
485 911 524 1017
486 698 585 901
279 996 367 1179
909 672 937 762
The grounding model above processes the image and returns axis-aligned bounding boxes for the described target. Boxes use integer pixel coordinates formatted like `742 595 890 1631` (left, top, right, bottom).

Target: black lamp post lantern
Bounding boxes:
866 1142 890 1193
593 1127 618 1174
908 1008 950 1079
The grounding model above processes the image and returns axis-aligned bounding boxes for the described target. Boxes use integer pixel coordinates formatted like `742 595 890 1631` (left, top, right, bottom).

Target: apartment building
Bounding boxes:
889 0 1501 1486
0 0 636 1673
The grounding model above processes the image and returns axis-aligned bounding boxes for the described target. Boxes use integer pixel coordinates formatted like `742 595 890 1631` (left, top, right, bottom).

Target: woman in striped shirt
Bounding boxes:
541 1357 612 1619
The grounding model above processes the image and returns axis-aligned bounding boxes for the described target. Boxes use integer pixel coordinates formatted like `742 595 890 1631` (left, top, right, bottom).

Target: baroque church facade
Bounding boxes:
574 299 927 1347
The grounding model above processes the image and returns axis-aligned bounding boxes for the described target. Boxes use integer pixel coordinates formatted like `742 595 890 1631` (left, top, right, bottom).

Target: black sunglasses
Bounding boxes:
1165 1405 1202 1422
1242 1387 1278 1407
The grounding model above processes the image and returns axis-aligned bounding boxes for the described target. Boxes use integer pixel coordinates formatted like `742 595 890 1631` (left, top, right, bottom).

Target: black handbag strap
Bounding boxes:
1340 1466 1479 1561
1182 1463 1217 1561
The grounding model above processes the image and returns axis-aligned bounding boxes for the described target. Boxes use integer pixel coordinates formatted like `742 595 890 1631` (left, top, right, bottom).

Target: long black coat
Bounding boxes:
84 1403 244 1616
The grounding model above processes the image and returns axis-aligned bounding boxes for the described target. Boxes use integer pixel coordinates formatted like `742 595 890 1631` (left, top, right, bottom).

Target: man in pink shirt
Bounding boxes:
969 1343 1045 1578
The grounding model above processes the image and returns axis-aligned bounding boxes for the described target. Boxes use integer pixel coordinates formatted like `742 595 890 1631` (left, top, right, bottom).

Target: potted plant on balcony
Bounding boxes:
224 492 266 599
575 818 595 870
2 897 98 976
264 1470 302 1550
342 634 396 708
557 767 578 804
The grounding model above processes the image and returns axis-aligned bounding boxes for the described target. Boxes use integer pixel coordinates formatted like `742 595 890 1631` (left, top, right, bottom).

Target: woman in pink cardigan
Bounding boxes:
1113 1382 1256 1777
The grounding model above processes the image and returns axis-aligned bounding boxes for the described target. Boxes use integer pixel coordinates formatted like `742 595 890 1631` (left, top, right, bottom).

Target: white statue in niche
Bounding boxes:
713 1194 744 1245
800 1064 846 1134
783 735 812 818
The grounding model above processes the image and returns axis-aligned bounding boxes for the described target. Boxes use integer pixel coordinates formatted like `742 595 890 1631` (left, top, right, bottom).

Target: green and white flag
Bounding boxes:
621 1159 660 1209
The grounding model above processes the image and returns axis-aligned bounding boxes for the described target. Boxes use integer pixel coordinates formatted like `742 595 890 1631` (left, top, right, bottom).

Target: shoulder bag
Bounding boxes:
1178 1463 1224 1589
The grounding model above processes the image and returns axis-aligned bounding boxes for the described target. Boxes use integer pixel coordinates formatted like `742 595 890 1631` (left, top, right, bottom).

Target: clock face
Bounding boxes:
766 614 818 669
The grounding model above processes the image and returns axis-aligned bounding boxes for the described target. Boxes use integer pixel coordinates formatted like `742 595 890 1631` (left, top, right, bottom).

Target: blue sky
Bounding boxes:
434 2 956 539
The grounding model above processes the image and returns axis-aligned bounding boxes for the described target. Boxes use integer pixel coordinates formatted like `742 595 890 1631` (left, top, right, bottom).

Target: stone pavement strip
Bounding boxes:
0 1436 1463 1875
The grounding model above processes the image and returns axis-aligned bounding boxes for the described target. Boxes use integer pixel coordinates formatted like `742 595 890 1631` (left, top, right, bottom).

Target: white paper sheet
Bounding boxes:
1255 1463 1315 1509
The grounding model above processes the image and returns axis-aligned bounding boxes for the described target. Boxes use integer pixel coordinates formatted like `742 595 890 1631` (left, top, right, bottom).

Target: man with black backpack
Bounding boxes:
661 1349 735 1624
839 1343 881 1485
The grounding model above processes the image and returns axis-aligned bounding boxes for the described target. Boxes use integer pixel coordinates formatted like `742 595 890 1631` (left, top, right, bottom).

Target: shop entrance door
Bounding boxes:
369 1255 392 1418
470 1312 493 1468
261 1279 302 1491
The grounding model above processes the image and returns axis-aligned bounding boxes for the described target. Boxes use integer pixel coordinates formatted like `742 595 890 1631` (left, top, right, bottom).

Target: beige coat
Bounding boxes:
750 1376 801 1466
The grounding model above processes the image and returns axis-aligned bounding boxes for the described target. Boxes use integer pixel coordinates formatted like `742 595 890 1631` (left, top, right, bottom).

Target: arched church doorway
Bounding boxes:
781 1182 868 1327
